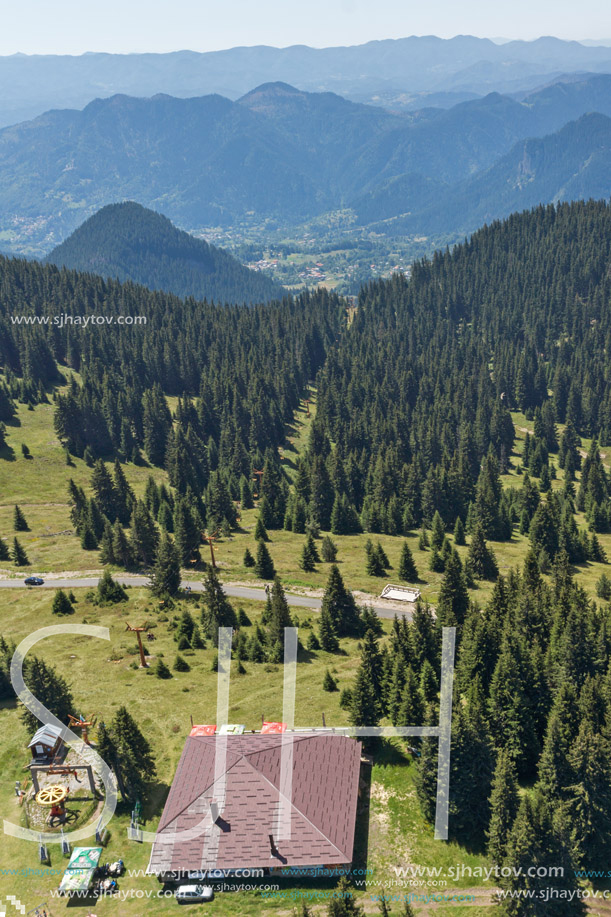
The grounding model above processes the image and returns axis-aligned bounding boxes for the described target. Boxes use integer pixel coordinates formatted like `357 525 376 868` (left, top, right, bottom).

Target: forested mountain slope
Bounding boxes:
44 202 284 304
3 75 611 253
297 200 611 539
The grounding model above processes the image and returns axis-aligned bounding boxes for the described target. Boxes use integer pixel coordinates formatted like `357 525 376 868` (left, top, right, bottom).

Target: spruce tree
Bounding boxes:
318 605 339 653
321 564 360 637
243 547 255 567
500 793 582 916
453 516 466 545
487 748 520 865
254 516 269 542
323 669 337 692
99 519 116 565
51 589 74 616
112 520 134 568
97 568 128 604
12 537 29 566
321 535 338 562
20 656 74 734
436 550 469 626
108 705 157 801
13 504 29 531
431 510 445 550
151 531 181 596
0 538 9 561
254 539 275 579
202 565 237 640
365 538 384 576
268 577 294 648
398 541 418 582
467 524 498 581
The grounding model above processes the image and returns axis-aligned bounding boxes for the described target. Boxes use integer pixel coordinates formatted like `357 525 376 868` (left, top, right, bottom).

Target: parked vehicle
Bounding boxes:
175 884 214 904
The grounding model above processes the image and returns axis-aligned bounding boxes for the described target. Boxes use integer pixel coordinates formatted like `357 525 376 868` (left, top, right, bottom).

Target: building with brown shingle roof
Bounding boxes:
148 731 362 875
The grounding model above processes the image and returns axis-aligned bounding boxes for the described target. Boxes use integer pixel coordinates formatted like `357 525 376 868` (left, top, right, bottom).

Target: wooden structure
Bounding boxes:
202 530 219 568
36 784 69 821
126 623 149 668
68 713 96 746
30 764 96 795
28 724 64 761
252 469 264 498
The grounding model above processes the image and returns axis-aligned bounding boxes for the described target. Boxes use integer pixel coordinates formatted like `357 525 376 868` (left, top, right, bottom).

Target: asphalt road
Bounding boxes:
0 575 412 619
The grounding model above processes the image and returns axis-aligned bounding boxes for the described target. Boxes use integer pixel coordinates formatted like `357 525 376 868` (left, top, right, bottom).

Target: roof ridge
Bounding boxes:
157 748 243 831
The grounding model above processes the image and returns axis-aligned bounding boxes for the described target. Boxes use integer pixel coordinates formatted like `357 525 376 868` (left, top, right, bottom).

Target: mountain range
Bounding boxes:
44 202 283 304
2 36 611 128
2 73 611 254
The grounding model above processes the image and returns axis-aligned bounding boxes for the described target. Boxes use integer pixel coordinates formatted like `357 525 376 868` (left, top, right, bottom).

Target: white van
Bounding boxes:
175 884 214 904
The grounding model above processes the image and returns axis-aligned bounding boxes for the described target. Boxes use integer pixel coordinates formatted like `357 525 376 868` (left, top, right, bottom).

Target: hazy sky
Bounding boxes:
1 0 610 55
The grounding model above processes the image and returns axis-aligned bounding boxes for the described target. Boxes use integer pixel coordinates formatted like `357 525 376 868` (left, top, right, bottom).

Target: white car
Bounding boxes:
175 884 214 904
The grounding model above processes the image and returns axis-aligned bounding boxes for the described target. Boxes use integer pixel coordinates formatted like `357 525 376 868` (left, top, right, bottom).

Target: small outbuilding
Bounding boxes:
28 724 64 761
379 584 421 603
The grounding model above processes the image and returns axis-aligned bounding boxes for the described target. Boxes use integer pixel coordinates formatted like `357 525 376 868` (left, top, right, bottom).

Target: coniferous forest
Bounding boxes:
3 199 611 906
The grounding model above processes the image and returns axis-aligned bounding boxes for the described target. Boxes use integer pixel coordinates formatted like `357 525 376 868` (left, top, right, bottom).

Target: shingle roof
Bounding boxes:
28 723 64 748
148 732 361 872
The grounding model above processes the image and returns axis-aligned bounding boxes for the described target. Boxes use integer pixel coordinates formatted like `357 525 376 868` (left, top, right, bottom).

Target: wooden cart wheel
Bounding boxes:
36 784 69 806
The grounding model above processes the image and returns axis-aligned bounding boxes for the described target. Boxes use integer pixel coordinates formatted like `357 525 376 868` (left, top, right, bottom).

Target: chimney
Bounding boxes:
269 834 278 858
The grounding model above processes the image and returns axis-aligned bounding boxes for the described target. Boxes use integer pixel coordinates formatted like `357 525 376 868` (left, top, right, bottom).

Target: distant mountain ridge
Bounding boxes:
2 73 611 254
44 202 284 304
1 35 611 127
366 112 611 236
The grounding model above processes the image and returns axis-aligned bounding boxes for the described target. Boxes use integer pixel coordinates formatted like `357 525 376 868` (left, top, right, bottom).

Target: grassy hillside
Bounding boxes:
2 386 610 611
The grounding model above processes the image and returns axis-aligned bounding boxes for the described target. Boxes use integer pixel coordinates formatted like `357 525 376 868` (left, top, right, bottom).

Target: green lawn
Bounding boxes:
0 586 496 914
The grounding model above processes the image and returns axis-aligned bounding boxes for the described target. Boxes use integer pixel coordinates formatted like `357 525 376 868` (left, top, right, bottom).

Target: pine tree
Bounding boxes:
321 564 360 637
108 705 157 801
487 748 520 864
436 550 469 626
321 535 338 562
560 724 611 871
365 538 384 576
243 547 255 567
327 876 363 915
130 500 159 567
154 658 172 679
319 605 339 653
453 516 466 545
112 520 134 568
254 539 275 579
20 656 74 734
91 459 117 522
173 654 191 672
151 531 181 596
0 538 9 561
173 497 201 566
398 541 418 582
51 589 74 616
254 515 269 542
431 510 445 550
202 565 237 640
97 568 128 604
467 524 498 581
500 793 582 916
13 504 29 531
12 537 29 566
113 458 135 524
268 577 294 648
323 669 337 692
300 532 320 571
99 519 116 565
